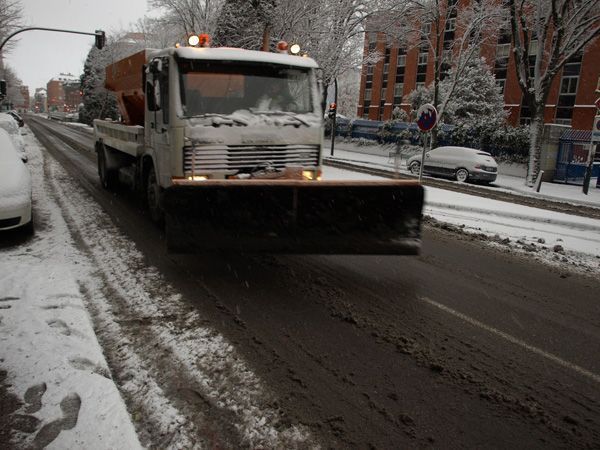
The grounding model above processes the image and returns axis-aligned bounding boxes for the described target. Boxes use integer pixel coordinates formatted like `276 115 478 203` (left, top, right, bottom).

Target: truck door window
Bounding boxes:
146 81 158 111
160 58 169 124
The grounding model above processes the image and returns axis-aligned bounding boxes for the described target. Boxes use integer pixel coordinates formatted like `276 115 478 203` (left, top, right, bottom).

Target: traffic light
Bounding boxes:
95 30 106 50
328 102 337 119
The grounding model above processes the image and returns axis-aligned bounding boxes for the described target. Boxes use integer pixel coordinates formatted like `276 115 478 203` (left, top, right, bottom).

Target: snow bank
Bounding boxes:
0 129 31 211
0 128 141 449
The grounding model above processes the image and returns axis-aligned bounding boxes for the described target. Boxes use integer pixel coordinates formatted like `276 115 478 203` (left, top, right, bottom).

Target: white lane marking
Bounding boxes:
420 296 600 385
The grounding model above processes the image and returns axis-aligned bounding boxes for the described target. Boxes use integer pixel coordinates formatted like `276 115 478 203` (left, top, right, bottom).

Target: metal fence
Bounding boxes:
555 129 600 186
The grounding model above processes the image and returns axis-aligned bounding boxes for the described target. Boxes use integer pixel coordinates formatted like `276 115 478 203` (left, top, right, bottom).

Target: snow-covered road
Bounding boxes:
324 166 600 273
1 127 315 448
2 122 599 448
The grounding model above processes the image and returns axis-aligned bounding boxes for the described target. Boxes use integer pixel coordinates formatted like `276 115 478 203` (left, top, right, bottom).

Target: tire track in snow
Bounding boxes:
37 125 316 448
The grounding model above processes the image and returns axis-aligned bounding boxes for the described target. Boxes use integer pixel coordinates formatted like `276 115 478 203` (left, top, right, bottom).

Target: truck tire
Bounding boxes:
146 167 164 227
98 144 119 190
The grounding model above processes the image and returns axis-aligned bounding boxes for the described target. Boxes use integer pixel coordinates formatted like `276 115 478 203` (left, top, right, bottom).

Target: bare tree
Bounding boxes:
507 0 600 185
271 0 390 111
0 0 22 54
0 0 23 96
134 15 183 48
148 0 224 37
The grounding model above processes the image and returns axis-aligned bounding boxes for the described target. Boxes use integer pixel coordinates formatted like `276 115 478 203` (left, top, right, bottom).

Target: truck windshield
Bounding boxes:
178 59 313 117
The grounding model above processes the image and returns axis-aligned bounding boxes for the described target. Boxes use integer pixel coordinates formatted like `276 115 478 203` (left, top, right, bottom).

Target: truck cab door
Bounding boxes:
146 58 171 185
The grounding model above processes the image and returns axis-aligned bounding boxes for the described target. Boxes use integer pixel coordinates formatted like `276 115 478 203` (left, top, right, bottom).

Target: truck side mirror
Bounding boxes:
0 80 6 97
150 59 162 74
146 81 157 111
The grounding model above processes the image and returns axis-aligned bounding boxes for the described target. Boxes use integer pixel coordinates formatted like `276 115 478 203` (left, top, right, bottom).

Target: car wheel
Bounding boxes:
409 161 421 175
146 166 164 227
22 217 34 236
455 168 469 182
98 145 118 190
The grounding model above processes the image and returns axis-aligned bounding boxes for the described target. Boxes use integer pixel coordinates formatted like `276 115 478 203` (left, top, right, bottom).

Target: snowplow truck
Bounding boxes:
93 46 424 254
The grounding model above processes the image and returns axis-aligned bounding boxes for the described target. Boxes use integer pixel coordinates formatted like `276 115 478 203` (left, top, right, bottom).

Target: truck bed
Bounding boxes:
93 120 145 157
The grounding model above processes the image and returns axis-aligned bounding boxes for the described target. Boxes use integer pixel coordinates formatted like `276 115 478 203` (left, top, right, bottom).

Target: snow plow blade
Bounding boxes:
164 180 424 254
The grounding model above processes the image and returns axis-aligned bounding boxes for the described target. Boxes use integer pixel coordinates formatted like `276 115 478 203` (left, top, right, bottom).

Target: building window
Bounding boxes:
560 77 578 94
397 55 406 67
519 101 531 125
529 40 538 55
496 44 510 59
383 63 389 74
394 84 404 97
421 22 431 36
445 18 456 32
416 81 426 90
367 65 374 75
554 118 572 125
443 49 452 63
364 88 372 101
555 55 581 123
381 88 386 101
418 52 428 65
497 79 506 94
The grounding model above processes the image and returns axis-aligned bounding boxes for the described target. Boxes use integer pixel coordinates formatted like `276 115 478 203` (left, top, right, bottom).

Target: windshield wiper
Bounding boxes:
252 110 311 127
196 113 249 126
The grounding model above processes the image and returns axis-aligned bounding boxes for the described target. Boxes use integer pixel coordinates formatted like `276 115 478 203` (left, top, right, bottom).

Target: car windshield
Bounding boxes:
178 59 313 117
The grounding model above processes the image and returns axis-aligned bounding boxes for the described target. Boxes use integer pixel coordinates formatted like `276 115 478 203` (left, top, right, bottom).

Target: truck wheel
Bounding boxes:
146 167 164 226
98 145 118 190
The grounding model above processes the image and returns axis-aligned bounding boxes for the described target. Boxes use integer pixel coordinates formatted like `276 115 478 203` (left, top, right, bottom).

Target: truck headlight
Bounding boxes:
302 170 321 181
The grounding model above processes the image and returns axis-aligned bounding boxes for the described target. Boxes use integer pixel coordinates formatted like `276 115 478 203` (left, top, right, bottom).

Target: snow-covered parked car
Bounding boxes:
407 146 498 183
0 112 27 162
0 128 33 233
6 110 24 127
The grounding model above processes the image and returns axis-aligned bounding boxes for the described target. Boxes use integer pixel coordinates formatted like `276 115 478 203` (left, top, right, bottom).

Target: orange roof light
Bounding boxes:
276 41 289 53
198 34 210 47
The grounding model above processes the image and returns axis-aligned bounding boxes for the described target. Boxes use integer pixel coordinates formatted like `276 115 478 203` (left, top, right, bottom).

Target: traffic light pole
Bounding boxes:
0 27 106 54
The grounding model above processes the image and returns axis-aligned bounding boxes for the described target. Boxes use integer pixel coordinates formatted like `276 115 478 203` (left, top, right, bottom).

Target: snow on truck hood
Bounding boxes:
173 46 319 69
184 113 322 145
0 129 31 209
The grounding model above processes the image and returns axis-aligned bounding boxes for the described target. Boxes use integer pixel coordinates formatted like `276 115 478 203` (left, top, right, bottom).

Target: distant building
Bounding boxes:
46 73 82 113
357 5 600 130
12 86 30 113
34 88 47 113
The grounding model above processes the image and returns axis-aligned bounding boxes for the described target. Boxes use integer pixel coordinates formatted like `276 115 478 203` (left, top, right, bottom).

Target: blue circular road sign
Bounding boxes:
416 103 438 132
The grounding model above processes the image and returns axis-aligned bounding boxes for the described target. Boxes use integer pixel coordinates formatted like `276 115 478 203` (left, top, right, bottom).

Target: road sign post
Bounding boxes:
415 104 438 182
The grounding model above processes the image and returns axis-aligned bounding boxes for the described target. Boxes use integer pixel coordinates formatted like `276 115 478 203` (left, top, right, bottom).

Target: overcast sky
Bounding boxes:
4 0 151 91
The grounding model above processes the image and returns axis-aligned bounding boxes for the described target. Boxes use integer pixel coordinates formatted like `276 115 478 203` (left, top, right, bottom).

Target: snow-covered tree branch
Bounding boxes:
389 0 504 144
147 0 224 37
507 0 600 185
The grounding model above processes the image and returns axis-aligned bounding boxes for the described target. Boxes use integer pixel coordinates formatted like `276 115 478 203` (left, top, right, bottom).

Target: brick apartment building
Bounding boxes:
46 73 82 113
357 4 600 130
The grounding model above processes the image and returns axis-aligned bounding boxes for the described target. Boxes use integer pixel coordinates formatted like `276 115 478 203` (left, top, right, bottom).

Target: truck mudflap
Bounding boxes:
163 180 424 255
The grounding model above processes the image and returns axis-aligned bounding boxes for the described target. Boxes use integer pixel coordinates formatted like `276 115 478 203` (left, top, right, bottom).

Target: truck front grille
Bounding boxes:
184 144 320 173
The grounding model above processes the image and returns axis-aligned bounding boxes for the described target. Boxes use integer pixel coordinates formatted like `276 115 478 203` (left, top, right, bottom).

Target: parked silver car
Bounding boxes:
407 146 498 183
0 128 33 233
